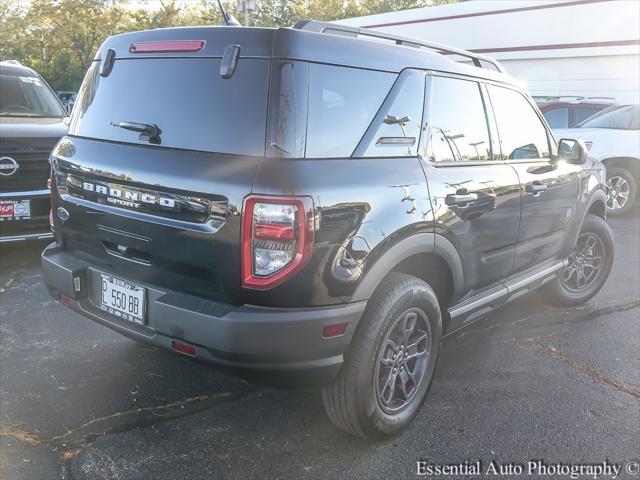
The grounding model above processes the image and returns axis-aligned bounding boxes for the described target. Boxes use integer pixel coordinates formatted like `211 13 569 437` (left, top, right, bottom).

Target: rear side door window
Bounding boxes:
488 85 550 160
572 107 601 126
426 76 492 163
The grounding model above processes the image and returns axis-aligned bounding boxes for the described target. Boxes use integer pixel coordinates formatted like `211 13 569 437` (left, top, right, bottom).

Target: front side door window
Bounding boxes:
488 85 550 160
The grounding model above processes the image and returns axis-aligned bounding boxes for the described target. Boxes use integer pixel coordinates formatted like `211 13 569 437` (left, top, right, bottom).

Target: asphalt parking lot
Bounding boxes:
1 212 639 480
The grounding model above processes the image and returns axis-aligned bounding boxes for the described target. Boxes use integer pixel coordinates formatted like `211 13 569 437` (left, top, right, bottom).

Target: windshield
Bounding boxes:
0 72 67 118
578 104 639 130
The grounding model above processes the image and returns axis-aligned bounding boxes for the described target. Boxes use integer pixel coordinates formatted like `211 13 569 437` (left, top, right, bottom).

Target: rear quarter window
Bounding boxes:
305 64 395 158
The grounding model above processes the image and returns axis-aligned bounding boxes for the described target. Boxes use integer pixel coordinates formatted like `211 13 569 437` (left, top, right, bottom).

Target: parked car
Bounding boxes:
0 60 68 243
42 22 613 440
56 91 76 112
538 97 614 129
555 104 640 215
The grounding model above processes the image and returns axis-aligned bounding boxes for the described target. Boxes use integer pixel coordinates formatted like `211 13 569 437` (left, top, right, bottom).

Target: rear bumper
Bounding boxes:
0 189 52 243
41 243 365 386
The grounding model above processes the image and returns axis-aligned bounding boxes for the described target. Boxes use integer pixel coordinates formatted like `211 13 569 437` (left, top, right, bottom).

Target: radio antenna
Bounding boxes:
217 0 241 26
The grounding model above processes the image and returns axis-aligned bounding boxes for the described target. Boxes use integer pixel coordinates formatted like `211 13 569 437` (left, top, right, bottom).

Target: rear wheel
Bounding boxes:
321 273 442 440
542 214 614 306
606 166 636 216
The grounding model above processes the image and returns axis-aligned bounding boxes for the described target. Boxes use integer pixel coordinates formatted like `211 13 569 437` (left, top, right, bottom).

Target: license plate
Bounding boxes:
0 200 30 221
100 274 146 325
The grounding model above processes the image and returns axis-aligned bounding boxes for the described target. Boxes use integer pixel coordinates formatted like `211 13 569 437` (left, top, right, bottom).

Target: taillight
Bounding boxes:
241 195 314 290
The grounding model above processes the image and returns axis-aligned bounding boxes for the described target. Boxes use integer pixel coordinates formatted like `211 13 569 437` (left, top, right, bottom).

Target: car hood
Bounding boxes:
553 127 640 160
552 128 618 141
0 116 69 139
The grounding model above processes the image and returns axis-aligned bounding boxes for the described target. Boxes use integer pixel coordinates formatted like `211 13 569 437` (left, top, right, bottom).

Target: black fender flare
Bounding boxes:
566 187 607 252
351 233 464 303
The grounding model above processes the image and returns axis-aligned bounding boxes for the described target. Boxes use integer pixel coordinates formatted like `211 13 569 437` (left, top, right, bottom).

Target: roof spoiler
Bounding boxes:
293 20 505 74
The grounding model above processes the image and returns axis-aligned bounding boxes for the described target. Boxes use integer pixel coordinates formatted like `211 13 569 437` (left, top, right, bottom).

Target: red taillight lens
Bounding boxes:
323 323 348 338
48 166 54 232
58 292 71 306
130 40 205 53
241 195 314 290
172 341 196 357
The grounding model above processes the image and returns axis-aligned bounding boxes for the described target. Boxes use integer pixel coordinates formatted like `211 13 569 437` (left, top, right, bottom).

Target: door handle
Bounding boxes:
445 191 479 207
525 182 548 195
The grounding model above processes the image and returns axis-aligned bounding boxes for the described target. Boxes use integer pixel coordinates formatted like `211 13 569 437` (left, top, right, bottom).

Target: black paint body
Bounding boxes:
42 25 607 383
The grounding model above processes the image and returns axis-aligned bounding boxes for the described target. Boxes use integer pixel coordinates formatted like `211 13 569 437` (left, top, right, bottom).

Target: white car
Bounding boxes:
555 104 639 215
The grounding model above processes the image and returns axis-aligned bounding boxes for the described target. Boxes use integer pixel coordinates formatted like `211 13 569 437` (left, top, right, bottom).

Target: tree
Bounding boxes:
1 0 138 90
0 0 458 90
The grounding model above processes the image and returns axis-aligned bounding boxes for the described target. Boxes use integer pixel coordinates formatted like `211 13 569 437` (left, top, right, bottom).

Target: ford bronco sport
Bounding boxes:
0 61 67 242
42 21 614 440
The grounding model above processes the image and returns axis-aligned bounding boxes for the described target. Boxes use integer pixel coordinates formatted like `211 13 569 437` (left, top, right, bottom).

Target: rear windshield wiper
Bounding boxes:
111 121 162 144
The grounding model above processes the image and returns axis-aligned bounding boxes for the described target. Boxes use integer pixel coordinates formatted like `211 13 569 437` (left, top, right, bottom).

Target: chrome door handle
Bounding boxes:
525 182 548 195
445 192 478 206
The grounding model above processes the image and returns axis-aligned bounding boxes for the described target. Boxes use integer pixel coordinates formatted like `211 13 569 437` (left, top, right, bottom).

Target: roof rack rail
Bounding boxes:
293 19 505 73
534 95 617 104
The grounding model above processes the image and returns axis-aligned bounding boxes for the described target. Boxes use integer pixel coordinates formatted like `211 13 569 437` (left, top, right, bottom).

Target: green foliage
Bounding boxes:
0 0 457 90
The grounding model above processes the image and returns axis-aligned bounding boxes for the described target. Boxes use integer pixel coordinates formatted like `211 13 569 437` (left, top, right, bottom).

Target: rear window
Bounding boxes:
69 58 269 156
0 72 66 118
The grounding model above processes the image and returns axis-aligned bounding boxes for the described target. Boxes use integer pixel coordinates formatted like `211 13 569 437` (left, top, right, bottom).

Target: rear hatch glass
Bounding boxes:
69 57 269 156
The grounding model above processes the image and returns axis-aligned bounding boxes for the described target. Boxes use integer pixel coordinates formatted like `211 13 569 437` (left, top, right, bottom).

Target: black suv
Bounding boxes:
0 61 68 242
42 22 614 439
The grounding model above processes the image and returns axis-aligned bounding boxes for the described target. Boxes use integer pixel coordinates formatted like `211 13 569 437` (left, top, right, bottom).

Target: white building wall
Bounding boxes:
338 0 640 103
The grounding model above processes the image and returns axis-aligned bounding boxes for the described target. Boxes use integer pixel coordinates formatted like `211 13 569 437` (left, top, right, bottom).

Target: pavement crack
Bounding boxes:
0 428 47 446
0 274 16 294
578 300 640 321
540 345 640 400
456 299 640 340
0 388 257 456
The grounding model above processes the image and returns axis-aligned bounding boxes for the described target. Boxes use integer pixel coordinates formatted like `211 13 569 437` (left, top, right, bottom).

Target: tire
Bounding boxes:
321 273 442 440
606 166 636 216
542 214 614 307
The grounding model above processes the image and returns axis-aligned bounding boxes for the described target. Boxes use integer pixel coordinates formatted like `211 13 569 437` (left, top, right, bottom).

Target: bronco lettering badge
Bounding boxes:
80 181 176 209
62 173 226 225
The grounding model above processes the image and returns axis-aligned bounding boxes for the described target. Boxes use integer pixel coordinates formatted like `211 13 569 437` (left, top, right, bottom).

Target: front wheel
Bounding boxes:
542 214 614 307
322 273 442 440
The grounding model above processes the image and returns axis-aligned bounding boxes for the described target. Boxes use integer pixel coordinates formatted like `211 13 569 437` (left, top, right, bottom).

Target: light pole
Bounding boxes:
236 0 259 26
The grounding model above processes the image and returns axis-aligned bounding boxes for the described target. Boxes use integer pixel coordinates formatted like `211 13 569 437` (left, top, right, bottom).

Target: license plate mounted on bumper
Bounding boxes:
100 274 146 325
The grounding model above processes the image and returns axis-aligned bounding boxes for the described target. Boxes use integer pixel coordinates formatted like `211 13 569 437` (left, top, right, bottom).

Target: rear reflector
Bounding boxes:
172 341 196 357
130 40 205 53
58 292 71 306
323 323 348 338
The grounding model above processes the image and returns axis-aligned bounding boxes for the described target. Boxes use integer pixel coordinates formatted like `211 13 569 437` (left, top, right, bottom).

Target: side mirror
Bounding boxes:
557 138 588 164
